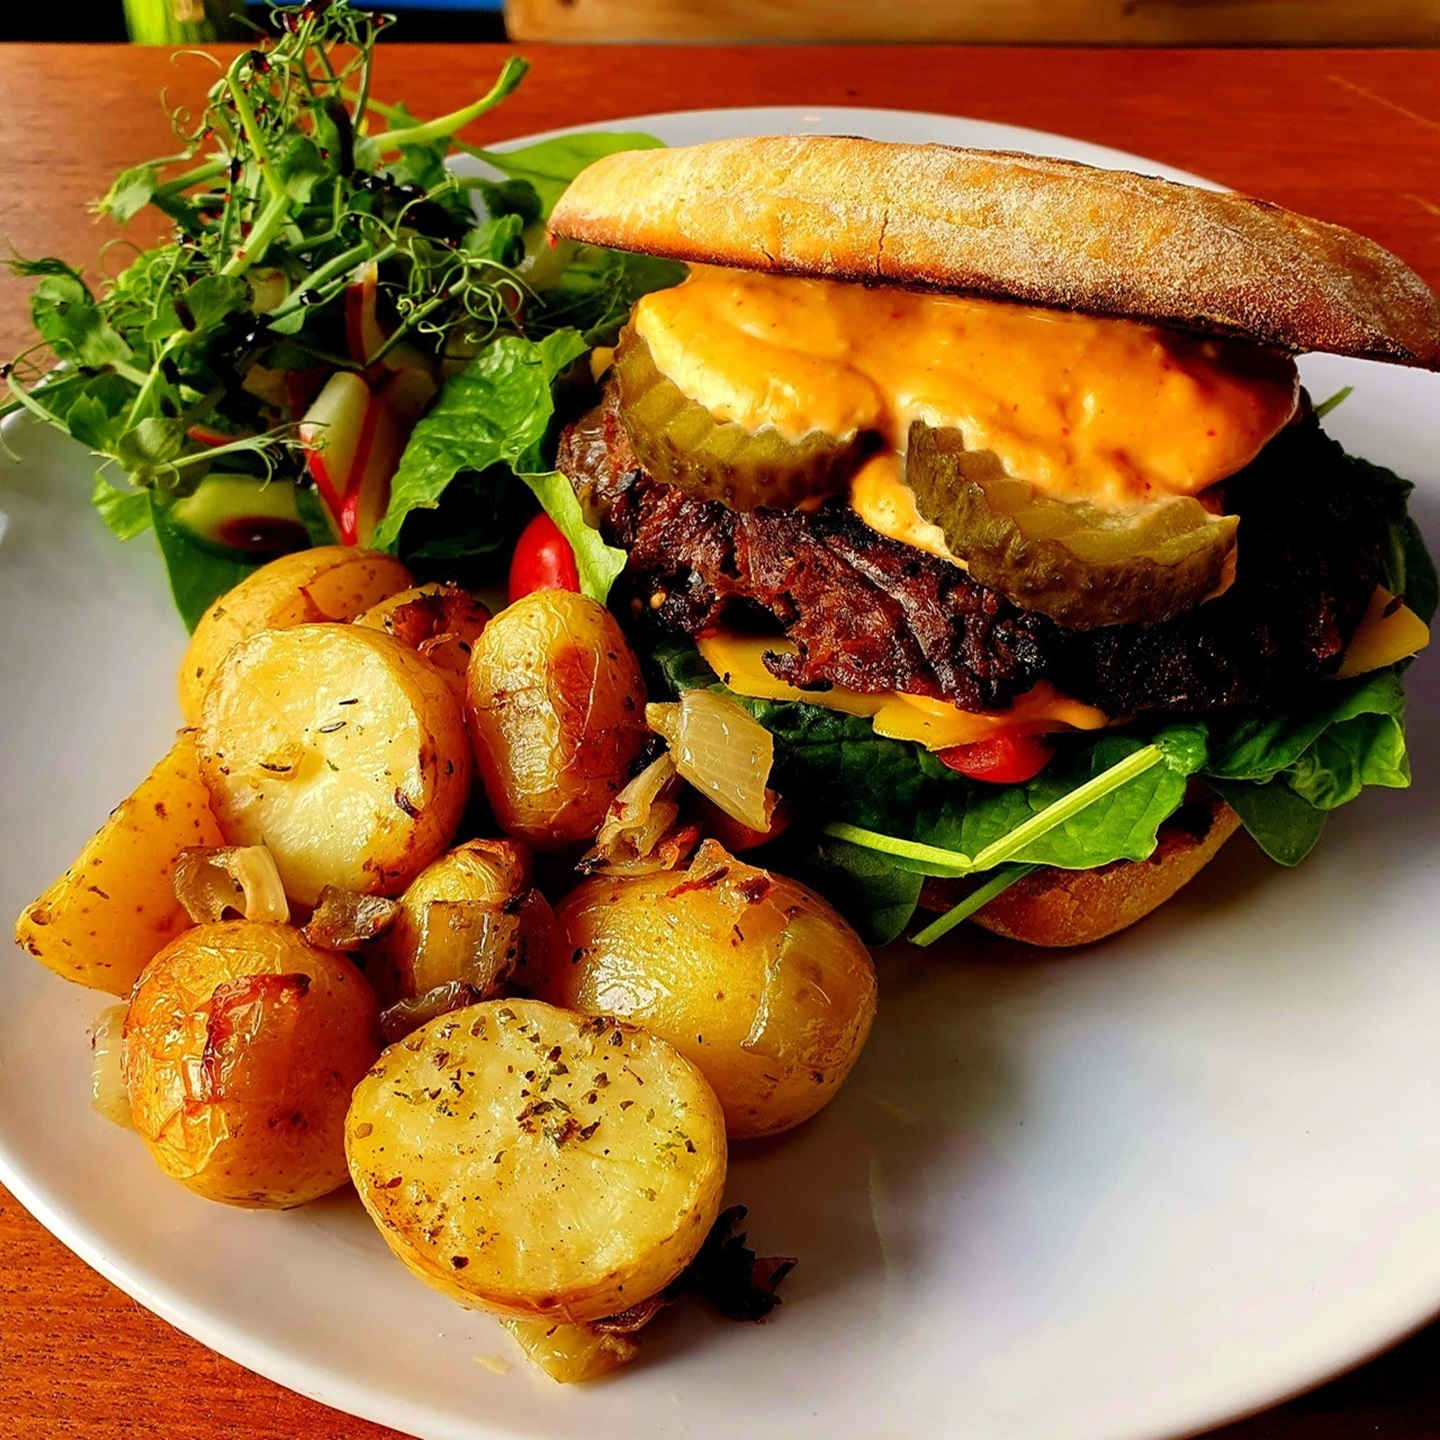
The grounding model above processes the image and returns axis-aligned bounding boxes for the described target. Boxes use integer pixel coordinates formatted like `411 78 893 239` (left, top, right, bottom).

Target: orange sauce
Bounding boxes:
633 267 1300 549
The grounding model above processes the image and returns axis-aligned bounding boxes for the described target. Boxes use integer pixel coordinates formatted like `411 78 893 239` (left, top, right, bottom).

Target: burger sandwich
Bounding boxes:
546 136 1437 947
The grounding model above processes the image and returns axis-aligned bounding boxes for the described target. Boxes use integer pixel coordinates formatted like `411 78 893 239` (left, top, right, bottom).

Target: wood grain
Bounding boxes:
2 41 1439 1440
506 0 1440 44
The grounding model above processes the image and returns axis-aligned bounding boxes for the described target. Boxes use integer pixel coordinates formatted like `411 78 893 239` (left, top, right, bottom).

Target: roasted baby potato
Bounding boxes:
377 839 552 1007
198 624 471 905
124 921 380 1207
15 731 223 996
346 998 726 1323
179 546 412 724
354 583 490 702
538 842 878 1138
466 591 648 850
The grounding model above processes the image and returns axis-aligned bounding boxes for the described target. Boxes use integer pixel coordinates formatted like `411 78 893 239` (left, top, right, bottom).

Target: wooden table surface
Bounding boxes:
2 39 1438 1440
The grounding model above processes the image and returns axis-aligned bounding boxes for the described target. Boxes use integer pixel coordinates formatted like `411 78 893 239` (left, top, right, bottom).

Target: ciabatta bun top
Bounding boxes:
549 135 1440 370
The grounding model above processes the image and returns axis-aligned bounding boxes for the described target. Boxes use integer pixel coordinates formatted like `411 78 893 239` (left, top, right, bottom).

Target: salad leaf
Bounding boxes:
30 272 134 371
477 133 666 215
531 247 688 346
516 468 628 601
373 329 586 545
92 475 153 541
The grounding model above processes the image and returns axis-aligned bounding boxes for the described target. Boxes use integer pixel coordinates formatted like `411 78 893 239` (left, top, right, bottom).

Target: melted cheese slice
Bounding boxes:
696 633 1107 750
633 268 1301 529
1337 587 1430 678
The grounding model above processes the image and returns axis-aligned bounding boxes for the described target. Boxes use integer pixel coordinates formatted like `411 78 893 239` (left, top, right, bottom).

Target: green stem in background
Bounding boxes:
152 158 228 199
266 240 398 323
368 58 530 152
224 56 286 205
910 865 1039 948
122 0 246 45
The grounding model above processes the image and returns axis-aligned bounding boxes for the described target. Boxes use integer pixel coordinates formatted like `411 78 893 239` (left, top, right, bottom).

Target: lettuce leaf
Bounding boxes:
374 329 632 598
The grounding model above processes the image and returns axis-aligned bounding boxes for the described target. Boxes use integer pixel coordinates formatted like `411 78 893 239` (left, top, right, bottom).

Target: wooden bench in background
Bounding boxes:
506 0 1440 44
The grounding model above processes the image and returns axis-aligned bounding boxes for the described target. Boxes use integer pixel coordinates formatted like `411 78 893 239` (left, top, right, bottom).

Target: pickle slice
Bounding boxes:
906 422 1240 630
613 327 872 509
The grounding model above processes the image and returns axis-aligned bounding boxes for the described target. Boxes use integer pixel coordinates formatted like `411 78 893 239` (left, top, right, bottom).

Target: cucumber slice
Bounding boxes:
614 327 872 509
169 475 308 556
906 422 1239 630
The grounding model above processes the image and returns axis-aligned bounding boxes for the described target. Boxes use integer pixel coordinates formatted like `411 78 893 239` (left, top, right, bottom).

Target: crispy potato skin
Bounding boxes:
539 844 878 1138
354 583 490 703
465 592 647 850
123 922 380 1207
197 624 471 904
14 732 223 996
179 547 412 724
346 999 726 1323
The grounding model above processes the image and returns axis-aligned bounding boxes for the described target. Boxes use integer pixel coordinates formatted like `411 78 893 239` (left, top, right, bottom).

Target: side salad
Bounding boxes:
2 0 665 625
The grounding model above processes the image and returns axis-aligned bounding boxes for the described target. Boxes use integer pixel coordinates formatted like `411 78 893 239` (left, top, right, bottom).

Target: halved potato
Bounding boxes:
14 731 223 995
197 624 471 905
179 546 412 723
346 998 726 1323
123 921 380 1207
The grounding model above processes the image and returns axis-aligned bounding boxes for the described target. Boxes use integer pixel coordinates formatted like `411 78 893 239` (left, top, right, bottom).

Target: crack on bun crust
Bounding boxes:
550 136 1440 370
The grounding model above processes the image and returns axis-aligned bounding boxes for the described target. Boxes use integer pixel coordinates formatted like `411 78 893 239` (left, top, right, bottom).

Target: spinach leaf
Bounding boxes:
1360 457 1439 623
1206 669 1410 805
1206 777 1329 866
778 833 925 947
651 629 1426 938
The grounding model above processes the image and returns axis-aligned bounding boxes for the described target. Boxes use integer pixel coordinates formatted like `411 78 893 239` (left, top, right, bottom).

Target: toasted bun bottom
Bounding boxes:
918 798 1241 948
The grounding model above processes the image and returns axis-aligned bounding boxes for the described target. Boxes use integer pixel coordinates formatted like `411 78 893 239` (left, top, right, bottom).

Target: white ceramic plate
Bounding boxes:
2 107 1438 1440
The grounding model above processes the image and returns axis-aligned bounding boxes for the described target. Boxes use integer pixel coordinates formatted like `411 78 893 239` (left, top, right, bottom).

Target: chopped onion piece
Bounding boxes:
646 692 776 833
303 886 401 951
380 981 488 1044
90 1003 133 1129
174 845 290 924
581 754 689 876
